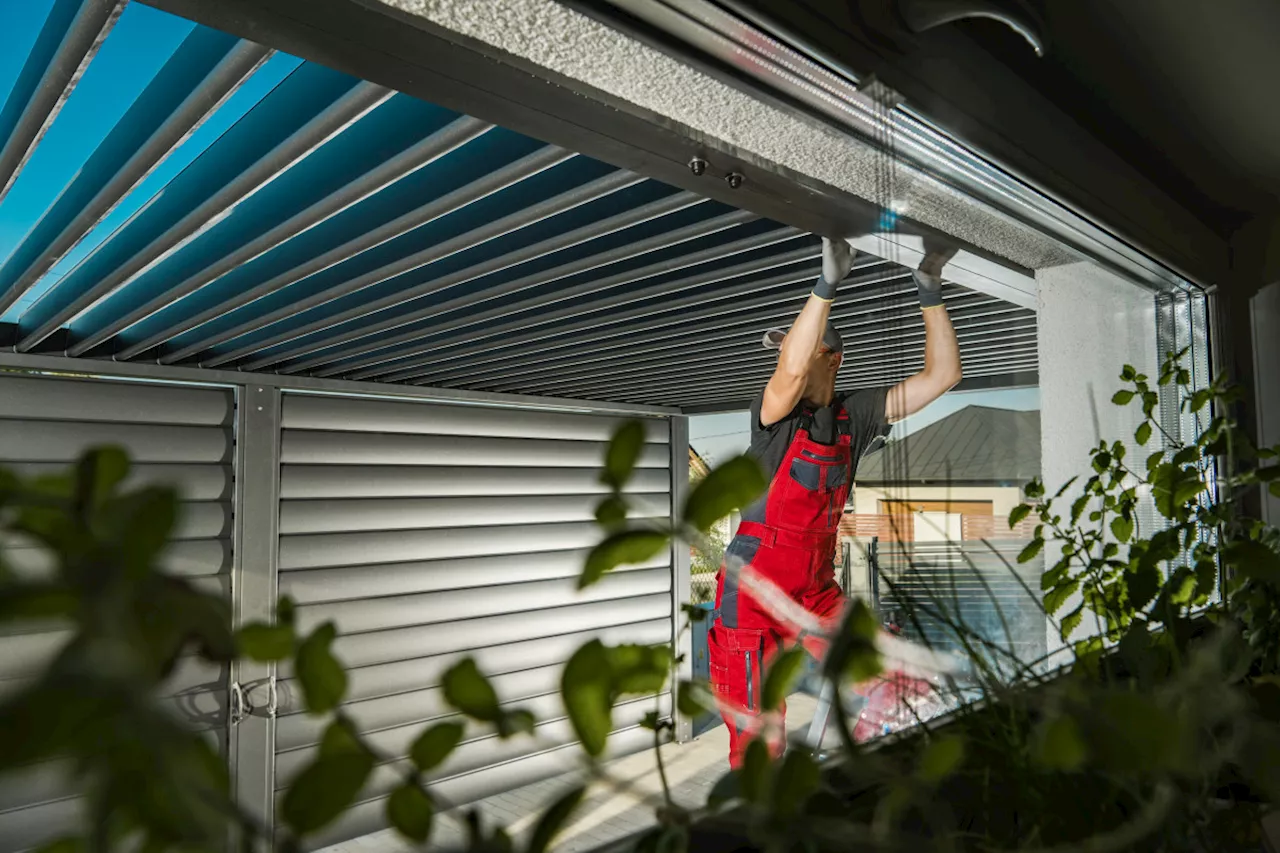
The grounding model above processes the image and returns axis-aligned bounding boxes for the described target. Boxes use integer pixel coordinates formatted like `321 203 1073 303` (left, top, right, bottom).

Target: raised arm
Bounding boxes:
760 238 855 426
885 243 964 423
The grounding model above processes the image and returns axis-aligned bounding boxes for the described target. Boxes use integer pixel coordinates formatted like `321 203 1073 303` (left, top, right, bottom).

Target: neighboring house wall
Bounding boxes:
851 484 1022 520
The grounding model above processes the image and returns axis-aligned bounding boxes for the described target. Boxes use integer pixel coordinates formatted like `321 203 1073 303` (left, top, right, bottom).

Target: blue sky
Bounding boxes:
689 385 1040 466
0 1 301 323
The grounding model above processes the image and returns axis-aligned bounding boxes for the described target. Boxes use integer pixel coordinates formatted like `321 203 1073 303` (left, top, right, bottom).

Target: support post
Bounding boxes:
669 415 694 743
229 384 282 839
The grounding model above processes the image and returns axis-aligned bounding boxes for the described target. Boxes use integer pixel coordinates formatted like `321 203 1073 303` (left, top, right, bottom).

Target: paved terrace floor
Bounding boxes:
322 694 823 853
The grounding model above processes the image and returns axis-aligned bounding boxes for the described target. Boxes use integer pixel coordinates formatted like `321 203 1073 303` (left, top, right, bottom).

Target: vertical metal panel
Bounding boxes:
229 384 281 838
669 415 695 743
0 372 235 851
272 390 674 846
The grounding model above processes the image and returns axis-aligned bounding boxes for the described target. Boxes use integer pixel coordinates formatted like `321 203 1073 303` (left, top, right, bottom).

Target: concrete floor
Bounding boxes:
322 694 822 853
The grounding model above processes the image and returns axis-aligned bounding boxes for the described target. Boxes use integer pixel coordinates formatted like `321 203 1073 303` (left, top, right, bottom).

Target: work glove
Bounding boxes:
913 236 958 308
813 237 856 300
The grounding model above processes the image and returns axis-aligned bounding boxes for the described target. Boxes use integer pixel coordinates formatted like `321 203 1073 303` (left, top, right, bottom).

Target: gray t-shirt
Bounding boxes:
745 387 891 502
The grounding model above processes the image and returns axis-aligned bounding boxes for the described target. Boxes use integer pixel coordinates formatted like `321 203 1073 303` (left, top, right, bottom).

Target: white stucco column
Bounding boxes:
1036 262 1158 657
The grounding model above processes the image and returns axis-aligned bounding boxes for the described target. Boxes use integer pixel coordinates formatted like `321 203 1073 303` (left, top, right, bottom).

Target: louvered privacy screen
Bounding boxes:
273 393 675 847
0 373 235 852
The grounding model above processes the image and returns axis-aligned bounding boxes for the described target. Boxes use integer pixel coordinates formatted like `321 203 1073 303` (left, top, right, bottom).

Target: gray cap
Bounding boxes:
762 321 844 354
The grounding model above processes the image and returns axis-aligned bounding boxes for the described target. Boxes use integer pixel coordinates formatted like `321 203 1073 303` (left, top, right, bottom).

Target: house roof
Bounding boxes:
856 406 1041 486
689 446 711 479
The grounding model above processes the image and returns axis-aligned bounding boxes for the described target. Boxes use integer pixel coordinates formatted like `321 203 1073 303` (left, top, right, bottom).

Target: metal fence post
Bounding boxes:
670 415 694 743
229 384 282 838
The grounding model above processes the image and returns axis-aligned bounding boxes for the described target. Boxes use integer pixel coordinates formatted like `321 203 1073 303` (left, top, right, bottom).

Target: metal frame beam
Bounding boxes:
229 382 281 840
668 415 694 743
0 351 677 418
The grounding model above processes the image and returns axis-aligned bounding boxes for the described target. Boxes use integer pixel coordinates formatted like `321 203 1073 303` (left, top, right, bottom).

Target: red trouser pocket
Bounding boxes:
708 624 764 712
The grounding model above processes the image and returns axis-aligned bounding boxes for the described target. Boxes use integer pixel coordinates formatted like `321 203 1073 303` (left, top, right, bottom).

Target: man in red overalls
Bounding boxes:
708 235 963 767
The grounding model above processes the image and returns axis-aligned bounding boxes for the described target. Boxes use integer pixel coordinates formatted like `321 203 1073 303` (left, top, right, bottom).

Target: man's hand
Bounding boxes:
918 236 958 278
822 238 856 289
913 237 958 309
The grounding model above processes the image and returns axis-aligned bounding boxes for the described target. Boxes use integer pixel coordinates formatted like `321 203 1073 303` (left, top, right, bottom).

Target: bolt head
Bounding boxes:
688 157 708 176
725 172 744 189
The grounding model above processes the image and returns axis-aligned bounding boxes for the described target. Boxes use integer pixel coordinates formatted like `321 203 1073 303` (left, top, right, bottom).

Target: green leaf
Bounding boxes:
410 722 465 772
296 622 347 715
1271 481 1280 500
579 530 669 590
1070 494 1089 524
1109 515 1134 543
1018 538 1044 564
770 750 820 818
1146 450 1165 472
498 708 537 739
443 658 502 723
1090 691 1190 774
1135 422 1153 446
682 455 767 533
918 735 965 782
387 781 434 843
1034 715 1087 771
601 421 647 490
1111 390 1134 405
739 739 771 803
1008 504 1031 528
277 595 297 627
1044 578 1080 616
526 785 587 853
1222 539 1280 584
634 826 688 853
1059 605 1085 639
281 748 374 834
1052 476 1079 498
594 495 628 529
677 679 713 718
77 446 129 508
1120 364 1137 381
235 622 295 662
561 641 613 757
0 583 78 623
761 647 805 712
606 643 670 697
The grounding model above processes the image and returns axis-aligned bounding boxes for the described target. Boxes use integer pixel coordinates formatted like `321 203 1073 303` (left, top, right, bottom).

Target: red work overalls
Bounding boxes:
708 404 853 768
